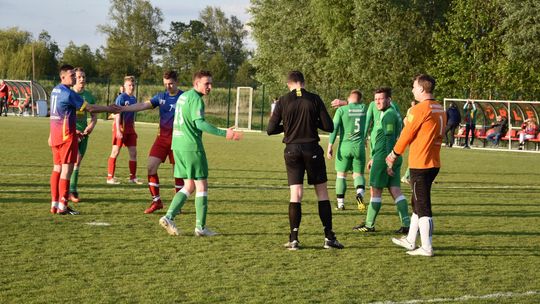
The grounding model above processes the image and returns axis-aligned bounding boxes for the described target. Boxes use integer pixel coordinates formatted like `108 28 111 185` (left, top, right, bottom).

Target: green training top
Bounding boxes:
370 107 401 160
75 90 96 131
172 88 207 152
329 102 367 146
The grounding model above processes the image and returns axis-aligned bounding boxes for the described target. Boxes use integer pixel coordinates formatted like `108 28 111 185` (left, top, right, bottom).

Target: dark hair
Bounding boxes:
350 89 362 100
374 87 392 98
74 67 85 73
59 64 74 75
413 74 436 93
163 70 178 81
287 70 305 84
193 70 212 82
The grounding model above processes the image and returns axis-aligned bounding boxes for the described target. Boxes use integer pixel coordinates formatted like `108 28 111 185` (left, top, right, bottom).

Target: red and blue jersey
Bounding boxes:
115 93 137 134
49 84 86 146
149 90 183 137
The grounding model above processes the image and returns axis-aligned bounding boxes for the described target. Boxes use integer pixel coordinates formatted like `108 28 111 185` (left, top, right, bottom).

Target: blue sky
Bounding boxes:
0 0 253 50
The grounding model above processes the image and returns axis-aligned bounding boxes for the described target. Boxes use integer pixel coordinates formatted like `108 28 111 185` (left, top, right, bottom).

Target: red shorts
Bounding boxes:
149 135 174 164
51 138 78 165
112 133 137 147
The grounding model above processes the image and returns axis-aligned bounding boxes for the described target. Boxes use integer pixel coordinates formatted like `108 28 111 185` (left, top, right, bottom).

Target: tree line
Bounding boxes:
249 0 540 105
0 0 255 86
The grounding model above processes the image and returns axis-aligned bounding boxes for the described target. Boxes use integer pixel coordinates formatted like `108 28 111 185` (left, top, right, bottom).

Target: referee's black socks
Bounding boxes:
289 202 301 242
318 200 335 240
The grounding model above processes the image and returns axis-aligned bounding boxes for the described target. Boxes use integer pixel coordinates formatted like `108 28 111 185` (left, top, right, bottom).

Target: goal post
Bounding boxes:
235 87 254 130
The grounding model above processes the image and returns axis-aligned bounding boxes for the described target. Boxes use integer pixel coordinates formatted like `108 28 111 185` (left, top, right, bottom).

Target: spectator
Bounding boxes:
17 92 30 116
445 103 461 147
463 100 477 149
518 118 538 150
0 81 8 116
486 115 508 147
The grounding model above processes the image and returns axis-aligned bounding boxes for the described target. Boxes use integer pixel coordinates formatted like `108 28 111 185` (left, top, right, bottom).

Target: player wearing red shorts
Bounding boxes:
107 76 141 184
120 71 185 213
49 64 119 214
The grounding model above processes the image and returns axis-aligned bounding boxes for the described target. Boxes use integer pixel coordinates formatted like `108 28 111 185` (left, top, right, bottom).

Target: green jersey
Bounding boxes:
370 107 401 160
75 90 96 131
172 89 207 152
365 100 402 136
329 102 367 145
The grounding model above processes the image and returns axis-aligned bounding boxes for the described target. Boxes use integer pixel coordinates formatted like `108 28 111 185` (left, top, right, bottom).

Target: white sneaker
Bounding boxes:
392 236 415 250
106 177 120 185
159 216 179 236
128 178 143 184
194 227 218 237
283 240 300 251
406 247 434 257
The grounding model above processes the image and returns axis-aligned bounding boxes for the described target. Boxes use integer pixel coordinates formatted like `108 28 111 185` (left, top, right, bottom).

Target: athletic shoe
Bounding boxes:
394 226 410 234
128 178 143 185
144 201 163 214
194 227 218 237
356 194 366 211
406 247 434 257
335 204 345 211
323 238 344 249
391 236 415 250
50 206 58 214
352 224 375 232
57 206 80 215
463 145 471 149
106 177 120 185
400 176 410 184
69 192 80 203
283 240 300 251
159 216 179 236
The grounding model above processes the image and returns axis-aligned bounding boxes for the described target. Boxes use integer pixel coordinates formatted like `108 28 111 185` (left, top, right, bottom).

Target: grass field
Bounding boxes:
0 116 539 304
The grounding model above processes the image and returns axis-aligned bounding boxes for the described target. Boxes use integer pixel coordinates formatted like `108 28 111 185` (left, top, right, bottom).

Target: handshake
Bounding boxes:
226 127 243 141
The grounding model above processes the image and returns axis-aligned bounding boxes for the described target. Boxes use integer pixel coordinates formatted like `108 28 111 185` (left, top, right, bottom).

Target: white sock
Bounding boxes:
406 213 419 244
356 188 365 197
418 216 433 251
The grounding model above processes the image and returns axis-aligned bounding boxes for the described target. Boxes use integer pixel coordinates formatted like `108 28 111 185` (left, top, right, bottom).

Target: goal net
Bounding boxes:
235 87 254 130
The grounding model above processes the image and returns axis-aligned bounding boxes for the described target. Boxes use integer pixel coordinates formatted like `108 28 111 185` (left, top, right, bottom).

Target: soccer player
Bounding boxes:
120 71 186 214
353 87 410 234
107 76 142 184
68 67 98 203
388 74 446 257
158 70 242 236
363 89 402 139
49 64 120 214
267 70 344 251
326 89 367 211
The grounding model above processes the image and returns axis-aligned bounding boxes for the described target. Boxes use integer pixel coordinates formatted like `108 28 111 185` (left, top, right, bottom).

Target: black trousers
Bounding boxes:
409 168 439 217
444 122 459 146
464 123 475 145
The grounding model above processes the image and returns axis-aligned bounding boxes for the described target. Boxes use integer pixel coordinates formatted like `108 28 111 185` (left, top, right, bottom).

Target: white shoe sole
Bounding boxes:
392 237 415 250
159 217 178 236
406 248 434 257
194 229 217 237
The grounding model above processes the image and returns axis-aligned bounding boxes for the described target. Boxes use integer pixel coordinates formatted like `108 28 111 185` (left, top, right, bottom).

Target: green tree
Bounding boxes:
61 42 99 77
98 0 163 81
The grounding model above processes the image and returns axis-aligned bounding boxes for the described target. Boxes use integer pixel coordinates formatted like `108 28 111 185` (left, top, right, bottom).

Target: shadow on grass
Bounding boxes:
435 245 540 257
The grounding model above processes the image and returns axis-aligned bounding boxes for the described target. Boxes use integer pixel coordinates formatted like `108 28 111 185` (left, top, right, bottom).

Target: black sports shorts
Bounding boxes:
409 167 440 217
284 143 327 186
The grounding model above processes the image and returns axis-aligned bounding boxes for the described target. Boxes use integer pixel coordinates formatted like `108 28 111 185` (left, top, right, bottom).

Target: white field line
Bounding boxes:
369 290 539 304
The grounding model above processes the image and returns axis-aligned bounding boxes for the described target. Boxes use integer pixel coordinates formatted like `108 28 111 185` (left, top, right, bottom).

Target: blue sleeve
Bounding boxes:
149 93 162 108
115 95 123 106
71 91 84 110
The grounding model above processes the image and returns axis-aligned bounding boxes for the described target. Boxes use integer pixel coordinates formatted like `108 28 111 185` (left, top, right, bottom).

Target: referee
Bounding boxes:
386 74 446 257
267 70 344 250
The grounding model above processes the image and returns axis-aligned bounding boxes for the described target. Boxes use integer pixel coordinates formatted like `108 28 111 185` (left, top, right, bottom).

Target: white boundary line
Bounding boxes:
369 290 539 304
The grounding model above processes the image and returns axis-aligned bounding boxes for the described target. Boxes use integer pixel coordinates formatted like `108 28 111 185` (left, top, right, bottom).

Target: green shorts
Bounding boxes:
335 143 365 174
78 135 89 157
369 157 402 188
173 150 208 180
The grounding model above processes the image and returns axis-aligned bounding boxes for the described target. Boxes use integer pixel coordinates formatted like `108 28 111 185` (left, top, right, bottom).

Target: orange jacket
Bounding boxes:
393 99 446 169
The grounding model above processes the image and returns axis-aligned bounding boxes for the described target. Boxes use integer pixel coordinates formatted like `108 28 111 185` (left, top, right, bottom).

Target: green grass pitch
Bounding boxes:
0 117 539 303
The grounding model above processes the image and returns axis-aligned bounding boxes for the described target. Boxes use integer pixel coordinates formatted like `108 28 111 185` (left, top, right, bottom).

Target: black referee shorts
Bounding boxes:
409 168 440 217
284 143 327 186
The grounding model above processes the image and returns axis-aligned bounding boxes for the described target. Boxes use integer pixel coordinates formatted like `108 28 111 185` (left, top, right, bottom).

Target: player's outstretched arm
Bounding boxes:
331 99 347 109
195 119 242 140
121 102 153 112
225 127 243 141
86 104 122 114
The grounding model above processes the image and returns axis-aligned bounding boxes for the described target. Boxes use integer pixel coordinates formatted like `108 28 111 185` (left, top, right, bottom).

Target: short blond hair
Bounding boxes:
124 75 136 83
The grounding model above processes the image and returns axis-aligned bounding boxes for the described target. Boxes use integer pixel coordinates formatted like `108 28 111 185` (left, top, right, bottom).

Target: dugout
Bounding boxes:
1 79 48 116
444 98 540 151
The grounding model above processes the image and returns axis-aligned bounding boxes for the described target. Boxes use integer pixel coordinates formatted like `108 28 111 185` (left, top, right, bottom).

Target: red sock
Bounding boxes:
129 160 137 179
175 178 184 193
108 157 117 179
50 170 60 202
59 178 70 208
148 174 160 199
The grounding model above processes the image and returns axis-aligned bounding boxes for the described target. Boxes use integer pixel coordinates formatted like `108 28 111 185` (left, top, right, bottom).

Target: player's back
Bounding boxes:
339 103 366 144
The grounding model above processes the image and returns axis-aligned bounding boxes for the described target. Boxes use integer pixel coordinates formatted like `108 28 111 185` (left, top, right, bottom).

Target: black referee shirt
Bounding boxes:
267 88 333 144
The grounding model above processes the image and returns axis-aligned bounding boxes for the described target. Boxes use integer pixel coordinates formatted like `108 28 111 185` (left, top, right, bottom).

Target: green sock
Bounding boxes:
395 197 410 227
336 177 346 196
70 169 79 192
365 198 382 227
404 168 410 179
166 191 188 220
195 195 208 230
353 175 365 188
